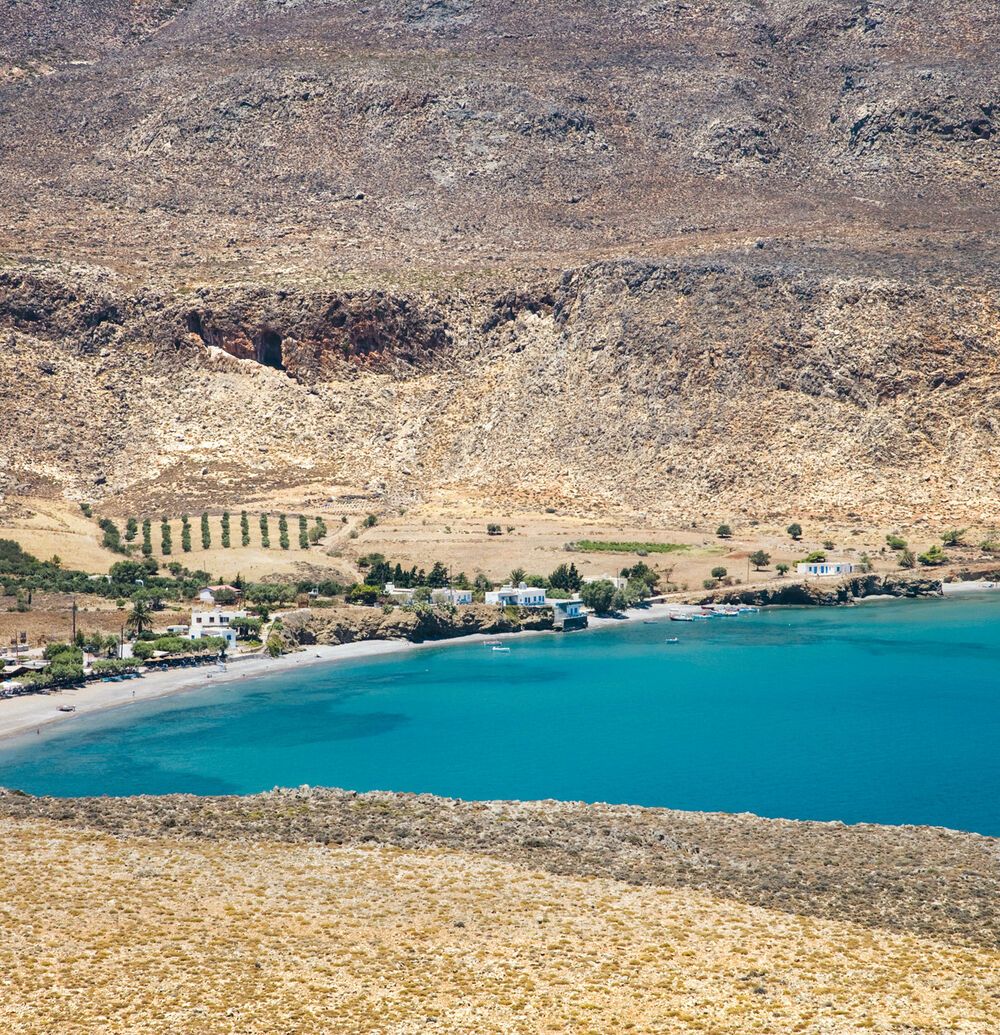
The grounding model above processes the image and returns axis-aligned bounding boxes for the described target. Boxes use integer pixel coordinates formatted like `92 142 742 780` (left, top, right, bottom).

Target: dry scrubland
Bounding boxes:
2 817 998 1035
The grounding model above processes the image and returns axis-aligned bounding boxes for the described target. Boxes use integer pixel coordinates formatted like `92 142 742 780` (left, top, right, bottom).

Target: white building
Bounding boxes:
796 561 855 577
197 584 242 605
384 582 416 603
189 608 247 649
486 583 548 608
431 587 473 605
582 574 628 590
553 598 587 630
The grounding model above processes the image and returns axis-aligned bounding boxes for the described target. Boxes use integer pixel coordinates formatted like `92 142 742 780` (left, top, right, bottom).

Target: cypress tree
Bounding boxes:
201 512 211 550
221 511 231 548
260 514 270 548
240 510 250 547
160 516 172 555
181 514 192 552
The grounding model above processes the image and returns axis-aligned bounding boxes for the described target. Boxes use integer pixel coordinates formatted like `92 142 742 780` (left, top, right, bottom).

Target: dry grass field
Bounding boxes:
1 817 997 1035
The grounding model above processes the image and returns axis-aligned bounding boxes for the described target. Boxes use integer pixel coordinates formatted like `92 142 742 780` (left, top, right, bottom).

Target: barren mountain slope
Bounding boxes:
0 0 997 522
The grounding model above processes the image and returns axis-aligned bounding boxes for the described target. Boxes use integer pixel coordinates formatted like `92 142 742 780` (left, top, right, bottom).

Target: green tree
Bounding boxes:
716 524 732 539
803 551 826 563
580 579 616 614
509 567 527 585
776 562 790 577
79 502 93 518
241 511 251 547
221 511 231 548
181 514 192 552
347 583 379 606
710 566 728 579
549 562 582 591
298 514 309 549
278 514 289 550
160 517 172 556
363 514 379 528
141 518 152 558
125 517 138 542
98 517 126 553
201 512 211 550
749 550 771 570
428 561 450 587
918 545 948 566
260 514 270 548
787 522 803 541
126 598 154 637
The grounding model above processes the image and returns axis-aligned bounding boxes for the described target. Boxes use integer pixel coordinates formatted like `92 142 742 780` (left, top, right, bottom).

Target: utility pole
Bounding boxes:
71 597 77 642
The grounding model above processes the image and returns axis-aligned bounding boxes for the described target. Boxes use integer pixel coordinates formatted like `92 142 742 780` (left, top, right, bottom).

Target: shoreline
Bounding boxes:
2 586 994 748
0 602 675 746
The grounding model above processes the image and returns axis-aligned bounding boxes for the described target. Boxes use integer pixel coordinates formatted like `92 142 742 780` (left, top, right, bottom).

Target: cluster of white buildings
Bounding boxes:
383 583 473 606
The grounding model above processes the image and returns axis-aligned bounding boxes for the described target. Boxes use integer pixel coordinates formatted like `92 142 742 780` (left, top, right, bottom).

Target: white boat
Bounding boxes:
483 640 503 647
491 645 511 653
669 613 693 622
664 637 679 644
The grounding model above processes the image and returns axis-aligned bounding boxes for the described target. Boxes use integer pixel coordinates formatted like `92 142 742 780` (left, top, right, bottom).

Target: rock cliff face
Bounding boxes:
0 0 997 522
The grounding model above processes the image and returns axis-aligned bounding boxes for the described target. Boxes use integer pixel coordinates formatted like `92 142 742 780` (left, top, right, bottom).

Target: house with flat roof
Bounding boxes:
485 583 548 608
189 608 247 649
431 587 473 605
796 560 855 577
553 598 587 631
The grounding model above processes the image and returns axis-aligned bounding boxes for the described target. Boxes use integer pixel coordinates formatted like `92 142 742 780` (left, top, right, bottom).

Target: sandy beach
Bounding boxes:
0 604 681 746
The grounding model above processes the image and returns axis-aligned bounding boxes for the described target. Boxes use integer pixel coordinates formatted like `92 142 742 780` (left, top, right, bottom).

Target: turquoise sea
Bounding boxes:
1 595 998 834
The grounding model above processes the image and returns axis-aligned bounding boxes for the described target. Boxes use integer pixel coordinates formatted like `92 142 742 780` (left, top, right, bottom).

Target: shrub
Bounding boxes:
716 524 732 539
749 550 770 570
886 534 907 550
347 583 380 606
822 540 835 550
221 512 231 548
941 528 967 547
787 522 803 540
278 514 289 550
702 578 718 590
899 549 917 568
125 517 138 542
241 511 250 547
918 545 948 566
776 562 790 576
259 514 270 548
710 566 728 579
79 503 93 518
363 514 378 528
487 523 502 536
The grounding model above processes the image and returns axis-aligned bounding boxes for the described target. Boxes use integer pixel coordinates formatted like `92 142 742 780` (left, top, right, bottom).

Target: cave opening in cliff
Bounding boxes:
256 330 284 370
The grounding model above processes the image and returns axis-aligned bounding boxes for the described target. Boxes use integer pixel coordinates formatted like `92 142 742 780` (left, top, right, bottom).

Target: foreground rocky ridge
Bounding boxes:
2 786 997 950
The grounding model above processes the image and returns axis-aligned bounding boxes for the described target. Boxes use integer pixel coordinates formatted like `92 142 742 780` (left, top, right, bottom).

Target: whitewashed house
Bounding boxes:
383 582 417 603
197 584 242 605
796 560 855 577
431 587 473 605
582 573 628 590
553 598 587 630
486 583 548 607
189 608 247 649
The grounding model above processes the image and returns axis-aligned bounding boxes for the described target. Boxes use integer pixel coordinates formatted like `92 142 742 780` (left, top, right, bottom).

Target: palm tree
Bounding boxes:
126 598 153 637
509 567 527 586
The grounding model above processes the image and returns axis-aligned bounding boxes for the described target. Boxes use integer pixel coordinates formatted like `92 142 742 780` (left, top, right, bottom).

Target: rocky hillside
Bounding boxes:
0 0 996 524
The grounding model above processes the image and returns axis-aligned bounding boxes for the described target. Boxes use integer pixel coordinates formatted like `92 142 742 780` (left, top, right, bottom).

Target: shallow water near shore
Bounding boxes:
1 594 998 834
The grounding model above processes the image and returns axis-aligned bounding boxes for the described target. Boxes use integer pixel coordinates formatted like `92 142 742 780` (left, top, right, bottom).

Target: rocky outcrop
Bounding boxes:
704 572 943 607
279 603 553 647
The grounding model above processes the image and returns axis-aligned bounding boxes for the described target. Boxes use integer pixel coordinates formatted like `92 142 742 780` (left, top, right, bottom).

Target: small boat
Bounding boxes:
58 704 76 713
491 645 511 653
483 640 503 647
669 613 693 622
664 637 679 644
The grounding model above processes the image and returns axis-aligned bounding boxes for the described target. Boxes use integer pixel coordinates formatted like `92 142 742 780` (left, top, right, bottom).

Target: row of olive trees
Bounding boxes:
118 513 327 556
